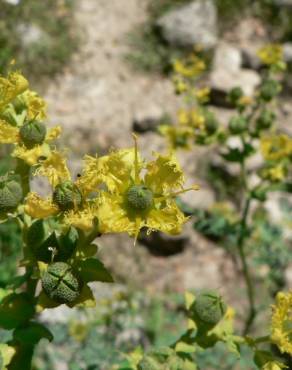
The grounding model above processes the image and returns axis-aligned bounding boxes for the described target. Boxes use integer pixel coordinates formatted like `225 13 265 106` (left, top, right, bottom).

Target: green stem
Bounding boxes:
238 196 257 335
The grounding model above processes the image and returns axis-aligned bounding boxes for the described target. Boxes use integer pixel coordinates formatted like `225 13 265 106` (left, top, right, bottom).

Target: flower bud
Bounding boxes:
229 116 247 135
228 87 244 105
42 262 82 304
256 110 275 130
204 111 218 135
126 185 153 212
0 176 23 213
53 181 82 212
260 80 281 102
19 120 47 148
190 290 227 329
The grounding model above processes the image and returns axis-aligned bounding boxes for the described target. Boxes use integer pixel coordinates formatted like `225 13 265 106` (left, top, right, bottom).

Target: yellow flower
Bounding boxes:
158 125 193 150
271 291 292 355
96 136 199 240
260 135 292 161
178 109 205 130
25 157 99 232
258 44 284 66
24 192 59 218
0 72 29 111
195 87 210 104
35 150 71 187
263 361 287 370
173 54 206 78
21 90 47 120
262 163 287 182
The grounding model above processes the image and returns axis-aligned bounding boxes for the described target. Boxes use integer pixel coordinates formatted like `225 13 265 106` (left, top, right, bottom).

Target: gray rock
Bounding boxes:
213 43 242 73
274 0 292 7
283 42 292 63
156 0 218 49
209 68 261 107
241 47 262 70
133 106 166 133
17 23 49 47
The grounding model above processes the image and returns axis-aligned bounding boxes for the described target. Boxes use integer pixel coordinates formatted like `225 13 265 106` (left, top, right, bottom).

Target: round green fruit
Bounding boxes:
191 290 227 328
137 357 160 370
0 177 23 213
42 262 82 304
229 116 247 135
53 181 82 212
126 185 153 212
19 120 47 148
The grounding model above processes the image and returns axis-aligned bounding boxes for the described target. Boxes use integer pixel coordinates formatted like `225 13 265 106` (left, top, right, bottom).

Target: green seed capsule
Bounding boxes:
256 110 275 130
126 185 153 212
0 177 23 213
228 87 244 105
229 116 247 135
53 181 82 212
260 80 280 102
19 120 47 148
204 111 218 135
191 290 227 328
42 262 82 304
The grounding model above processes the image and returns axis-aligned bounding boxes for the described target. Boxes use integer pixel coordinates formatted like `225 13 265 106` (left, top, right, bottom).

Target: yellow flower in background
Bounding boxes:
271 291 292 355
195 87 210 104
260 135 292 161
263 361 288 370
173 54 206 78
258 44 284 66
178 109 205 130
0 72 28 111
262 163 287 182
96 135 199 240
158 125 193 150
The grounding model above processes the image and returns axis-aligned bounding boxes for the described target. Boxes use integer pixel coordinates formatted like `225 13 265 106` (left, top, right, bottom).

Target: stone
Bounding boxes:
156 0 218 49
274 0 292 7
283 42 292 63
209 68 261 107
133 105 165 133
213 43 242 73
17 23 49 47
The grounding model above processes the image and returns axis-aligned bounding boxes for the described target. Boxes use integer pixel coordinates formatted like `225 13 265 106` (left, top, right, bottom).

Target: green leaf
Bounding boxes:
0 344 16 370
0 293 34 329
13 322 53 345
36 291 60 313
67 284 96 308
75 243 98 259
77 258 114 283
175 341 196 354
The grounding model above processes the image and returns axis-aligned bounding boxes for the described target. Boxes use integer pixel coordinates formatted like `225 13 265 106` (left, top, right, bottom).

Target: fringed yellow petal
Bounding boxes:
97 192 141 235
0 72 29 111
260 135 292 161
0 119 19 143
36 151 71 187
75 155 102 195
146 201 187 235
145 153 185 194
12 144 47 166
99 148 141 192
271 291 292 355
21 90 47 120
46 126 62 142
63 205 97 232
24 192 58 218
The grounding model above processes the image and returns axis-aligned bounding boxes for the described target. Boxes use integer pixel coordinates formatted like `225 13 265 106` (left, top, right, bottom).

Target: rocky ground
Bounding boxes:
38 0 292 323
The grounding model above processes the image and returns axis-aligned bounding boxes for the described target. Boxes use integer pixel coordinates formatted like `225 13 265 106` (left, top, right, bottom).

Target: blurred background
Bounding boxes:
1 0 292 369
